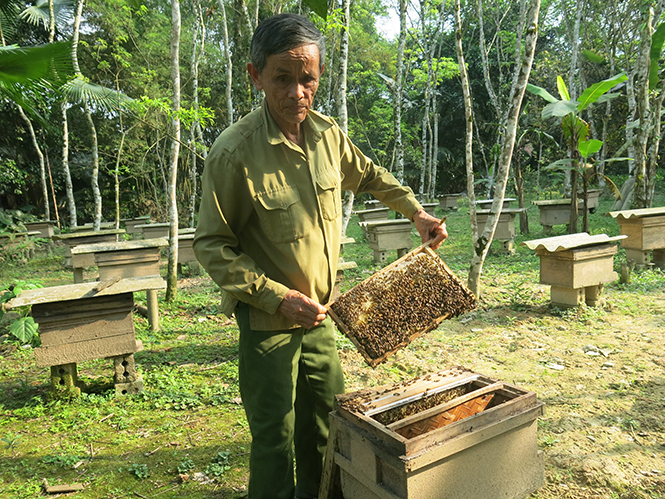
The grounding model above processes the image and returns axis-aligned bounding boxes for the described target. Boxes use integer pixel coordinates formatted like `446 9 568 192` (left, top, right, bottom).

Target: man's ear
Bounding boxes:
320 63 325 77
247 63 263 91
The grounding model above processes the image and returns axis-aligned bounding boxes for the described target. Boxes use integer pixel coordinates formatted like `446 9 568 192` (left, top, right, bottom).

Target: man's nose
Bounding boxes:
288 82 306 99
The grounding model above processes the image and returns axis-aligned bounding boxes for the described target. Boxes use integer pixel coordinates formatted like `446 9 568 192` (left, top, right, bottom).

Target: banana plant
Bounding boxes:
527 73 627 233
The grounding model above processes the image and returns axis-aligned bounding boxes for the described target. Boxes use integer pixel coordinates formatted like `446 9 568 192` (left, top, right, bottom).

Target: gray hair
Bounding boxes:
250 13 326 74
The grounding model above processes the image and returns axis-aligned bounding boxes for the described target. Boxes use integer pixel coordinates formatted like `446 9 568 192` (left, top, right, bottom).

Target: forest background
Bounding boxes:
3 0 662 221
1 0 665 299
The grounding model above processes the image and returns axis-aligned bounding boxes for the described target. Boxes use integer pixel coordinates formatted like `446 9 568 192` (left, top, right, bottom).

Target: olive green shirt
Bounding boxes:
193 101 422 331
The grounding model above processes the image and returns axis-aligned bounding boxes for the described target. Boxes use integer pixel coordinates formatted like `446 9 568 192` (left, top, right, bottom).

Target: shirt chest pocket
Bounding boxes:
316 169 341 221
255 186 305 243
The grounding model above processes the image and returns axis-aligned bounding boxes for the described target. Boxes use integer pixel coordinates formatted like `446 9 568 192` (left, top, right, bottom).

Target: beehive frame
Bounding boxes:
327 244 476 367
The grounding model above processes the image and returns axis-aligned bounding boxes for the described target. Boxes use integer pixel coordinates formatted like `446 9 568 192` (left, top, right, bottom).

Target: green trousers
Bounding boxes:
236 303 345 499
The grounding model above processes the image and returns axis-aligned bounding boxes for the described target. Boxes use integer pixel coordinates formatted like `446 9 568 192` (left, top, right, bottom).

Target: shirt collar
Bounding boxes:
261 99 332 149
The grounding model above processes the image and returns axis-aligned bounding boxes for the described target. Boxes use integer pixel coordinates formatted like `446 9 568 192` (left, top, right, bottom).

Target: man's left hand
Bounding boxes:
412 209 448 250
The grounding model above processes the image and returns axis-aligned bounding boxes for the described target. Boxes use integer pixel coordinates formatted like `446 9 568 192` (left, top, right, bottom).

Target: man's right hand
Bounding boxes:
278 289 328 329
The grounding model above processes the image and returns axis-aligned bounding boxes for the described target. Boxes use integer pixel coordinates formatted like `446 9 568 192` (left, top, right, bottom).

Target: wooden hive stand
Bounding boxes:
177 229 201 274
359 219 414 263
6 276 166 397
136 222 170 239
521 233 626 307
475 208 524 255
355 207 391 223
364 199 386 210
437 193 462 211
610 206 665 269
121 215 151 238
70 238 168 331
474 197 515 212
53 229 126 281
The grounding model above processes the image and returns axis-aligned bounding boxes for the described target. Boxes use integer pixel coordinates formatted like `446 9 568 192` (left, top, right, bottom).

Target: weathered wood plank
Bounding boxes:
71 238 168 254
34 336 141 367
52 229 125 240
7 276 166 308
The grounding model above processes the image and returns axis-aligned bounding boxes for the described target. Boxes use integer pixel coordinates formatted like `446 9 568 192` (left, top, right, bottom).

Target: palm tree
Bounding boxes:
0 0 73 116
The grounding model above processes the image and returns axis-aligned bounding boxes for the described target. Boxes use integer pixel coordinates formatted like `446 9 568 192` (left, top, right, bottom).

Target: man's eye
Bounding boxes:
277 76 290 84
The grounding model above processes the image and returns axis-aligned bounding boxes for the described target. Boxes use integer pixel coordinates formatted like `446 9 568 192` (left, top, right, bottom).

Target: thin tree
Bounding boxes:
70 0 103 229
393 0 407 184
338 0 354 237
219 0 234 122
165 0 182 302
454 0 478 249
16 106 49 221
189 0 206 228
464 0 541 297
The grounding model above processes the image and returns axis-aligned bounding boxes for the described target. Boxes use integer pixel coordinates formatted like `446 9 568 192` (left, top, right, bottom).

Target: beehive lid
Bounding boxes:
71 238 169 254
327 245 476 367
609 206 665 219
6 276 166 308
521 232 626 253
53 229 125 240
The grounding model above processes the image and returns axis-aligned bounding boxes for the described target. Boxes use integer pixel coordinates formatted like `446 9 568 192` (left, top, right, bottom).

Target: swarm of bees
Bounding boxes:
329 248 476 367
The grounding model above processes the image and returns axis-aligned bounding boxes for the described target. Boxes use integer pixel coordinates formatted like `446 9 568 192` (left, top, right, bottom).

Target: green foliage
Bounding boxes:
1 282 42 344
127 463 149 480
8 317 38 344
0 208 31 233
205 451 231 479
177 459 195 474
0 159 28 195
650 23 665 90
1 433 22 451
41 454 83 468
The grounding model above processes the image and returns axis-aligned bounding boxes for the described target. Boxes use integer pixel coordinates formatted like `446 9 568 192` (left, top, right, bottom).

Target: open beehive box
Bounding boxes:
324 366 545 499
327 244 476 367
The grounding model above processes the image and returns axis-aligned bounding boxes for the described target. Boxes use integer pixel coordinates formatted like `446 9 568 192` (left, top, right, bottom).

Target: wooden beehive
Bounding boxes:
327 245 476 367
320 367 545 499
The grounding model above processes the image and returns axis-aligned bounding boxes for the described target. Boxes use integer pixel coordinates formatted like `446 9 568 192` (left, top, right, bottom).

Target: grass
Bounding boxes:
1 183 665 498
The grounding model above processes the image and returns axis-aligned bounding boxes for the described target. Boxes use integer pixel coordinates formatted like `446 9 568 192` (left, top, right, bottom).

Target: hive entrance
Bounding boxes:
328 247 476 367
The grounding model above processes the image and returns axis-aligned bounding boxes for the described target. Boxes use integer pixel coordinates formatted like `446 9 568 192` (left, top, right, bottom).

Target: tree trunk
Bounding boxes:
166 0 182 303
514 147 529 234
645 80 665 206
393 0 407 185
454 0 478 248
562 0 583 194
467 0 540 298
61 101 77 227
220 0 234 125
477 0 501 117
338 0 355 237
633 4 653 209
17 106 49 221
190 0 206 228
84 102 103 230
418 0 430 198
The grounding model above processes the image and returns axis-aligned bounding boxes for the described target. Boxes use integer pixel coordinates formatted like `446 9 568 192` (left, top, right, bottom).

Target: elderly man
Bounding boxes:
193 13 447 499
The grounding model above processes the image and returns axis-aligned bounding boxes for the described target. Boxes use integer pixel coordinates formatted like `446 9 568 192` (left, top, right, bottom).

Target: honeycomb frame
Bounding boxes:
327 244 476 367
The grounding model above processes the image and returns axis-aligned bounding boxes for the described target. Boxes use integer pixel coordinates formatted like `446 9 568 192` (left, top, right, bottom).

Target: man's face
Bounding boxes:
248 43 322 133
